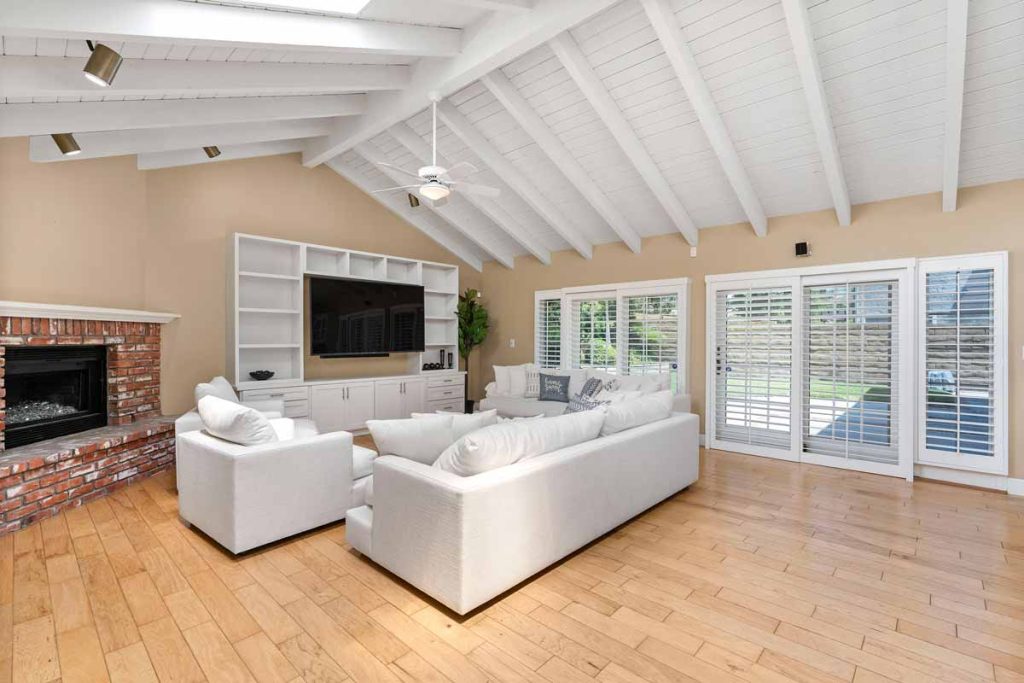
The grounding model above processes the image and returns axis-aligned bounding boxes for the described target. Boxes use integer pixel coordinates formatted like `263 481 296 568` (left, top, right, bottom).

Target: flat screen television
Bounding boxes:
309 276 425 357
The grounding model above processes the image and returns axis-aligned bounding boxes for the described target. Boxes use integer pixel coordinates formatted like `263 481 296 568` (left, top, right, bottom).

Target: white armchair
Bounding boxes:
175 376 284 436
176 418 353 553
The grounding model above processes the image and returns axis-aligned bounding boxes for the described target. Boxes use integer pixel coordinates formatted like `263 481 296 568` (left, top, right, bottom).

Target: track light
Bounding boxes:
407 193 421 208
82 42 123 87
51 133 81 156
203 146 221 159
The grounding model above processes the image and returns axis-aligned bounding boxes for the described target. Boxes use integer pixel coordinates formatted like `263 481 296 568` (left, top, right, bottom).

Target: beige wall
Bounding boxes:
478 180 1024 479
0 137 481 414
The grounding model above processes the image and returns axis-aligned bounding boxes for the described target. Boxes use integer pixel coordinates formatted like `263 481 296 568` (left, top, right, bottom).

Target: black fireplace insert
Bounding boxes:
4 346 107 449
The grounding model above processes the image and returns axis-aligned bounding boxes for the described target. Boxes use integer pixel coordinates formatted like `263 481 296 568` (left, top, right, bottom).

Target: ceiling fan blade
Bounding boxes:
370 184 421 194
376 162 423 181
453 182 501 198
443 161 478 181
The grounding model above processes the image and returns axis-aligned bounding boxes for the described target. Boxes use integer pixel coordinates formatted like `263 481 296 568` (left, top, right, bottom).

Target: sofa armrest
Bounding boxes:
483 382 497 397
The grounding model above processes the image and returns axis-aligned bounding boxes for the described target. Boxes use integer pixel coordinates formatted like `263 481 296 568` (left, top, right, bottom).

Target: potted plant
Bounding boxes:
457 288 489 413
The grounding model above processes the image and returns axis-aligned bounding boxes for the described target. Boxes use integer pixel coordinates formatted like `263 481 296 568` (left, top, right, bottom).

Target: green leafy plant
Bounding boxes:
457 288 489 406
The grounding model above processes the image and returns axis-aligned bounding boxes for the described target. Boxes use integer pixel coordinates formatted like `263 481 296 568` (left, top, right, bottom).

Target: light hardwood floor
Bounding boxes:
2 446 1024 683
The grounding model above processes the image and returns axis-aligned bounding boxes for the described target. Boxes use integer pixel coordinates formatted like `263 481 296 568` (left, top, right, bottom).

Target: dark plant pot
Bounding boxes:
464 399 474 414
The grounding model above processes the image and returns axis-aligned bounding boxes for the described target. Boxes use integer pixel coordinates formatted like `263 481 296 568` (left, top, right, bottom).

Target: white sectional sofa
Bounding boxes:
346 410 699 614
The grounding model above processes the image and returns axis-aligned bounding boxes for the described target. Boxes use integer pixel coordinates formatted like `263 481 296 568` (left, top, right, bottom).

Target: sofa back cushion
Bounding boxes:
412 409 499 441
195 376 239 405
600 391 674 436
197 395 278 445
433 409 606 477
367 415 454 465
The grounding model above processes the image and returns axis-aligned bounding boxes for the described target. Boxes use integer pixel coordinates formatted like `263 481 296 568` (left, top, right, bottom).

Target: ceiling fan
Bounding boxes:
373 96 501 208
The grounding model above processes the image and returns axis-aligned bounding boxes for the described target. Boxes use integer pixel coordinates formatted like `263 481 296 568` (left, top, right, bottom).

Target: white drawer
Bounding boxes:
241 386 309 402
427 399 463 413
426 375 463 389
281 399 310 418
427 385 464 402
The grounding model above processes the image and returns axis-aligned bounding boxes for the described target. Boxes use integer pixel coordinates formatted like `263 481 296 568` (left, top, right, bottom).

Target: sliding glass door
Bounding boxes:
708 267 913 478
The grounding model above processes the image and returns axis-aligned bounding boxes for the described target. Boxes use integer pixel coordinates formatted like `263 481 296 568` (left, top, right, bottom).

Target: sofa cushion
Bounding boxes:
601 391 674 436
195 376 239 405
198 395 278 446
479 396 567 418
412 409 498 441
268 418 319 441
352 445 378 480
538 373 571 402
363 476 374 507
367 415 453 465
433 410 605 477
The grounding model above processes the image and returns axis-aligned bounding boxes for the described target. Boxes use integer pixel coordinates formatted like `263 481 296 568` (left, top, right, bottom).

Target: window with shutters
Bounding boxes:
918 254 1007 474
533 280 689 390
534 294 562 369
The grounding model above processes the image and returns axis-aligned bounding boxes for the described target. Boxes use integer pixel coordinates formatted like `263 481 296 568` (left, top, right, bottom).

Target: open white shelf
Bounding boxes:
229 233 460 387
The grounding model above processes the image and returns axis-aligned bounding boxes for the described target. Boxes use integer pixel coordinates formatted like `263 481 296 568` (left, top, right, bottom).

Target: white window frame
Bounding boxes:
534 290 565 370
916 252 1008 476
533 278 690 394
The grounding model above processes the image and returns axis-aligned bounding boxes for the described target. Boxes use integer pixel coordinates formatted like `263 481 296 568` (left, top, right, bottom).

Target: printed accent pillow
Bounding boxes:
538 373 571 403
566 377 609 413
524 364 541 398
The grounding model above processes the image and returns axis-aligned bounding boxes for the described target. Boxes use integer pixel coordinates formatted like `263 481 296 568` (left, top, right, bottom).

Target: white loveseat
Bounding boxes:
346 411 699 614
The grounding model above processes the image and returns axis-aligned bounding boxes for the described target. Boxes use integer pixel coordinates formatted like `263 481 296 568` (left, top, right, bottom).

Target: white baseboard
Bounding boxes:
913 464 1022 494
1008 478 1024 496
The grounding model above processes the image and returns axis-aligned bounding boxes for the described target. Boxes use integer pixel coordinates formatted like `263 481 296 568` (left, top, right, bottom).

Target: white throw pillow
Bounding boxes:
194 376 239 405
600 391 674 436
524 364 540 398
411 409 499 441
197 395 277 445
433 410 605 477
596 389 643 404
492 365 528 397
367 415 454 465
493 365 511 396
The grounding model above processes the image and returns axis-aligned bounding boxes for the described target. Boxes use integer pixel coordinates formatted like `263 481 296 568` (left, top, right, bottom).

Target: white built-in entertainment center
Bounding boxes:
228 233 465 431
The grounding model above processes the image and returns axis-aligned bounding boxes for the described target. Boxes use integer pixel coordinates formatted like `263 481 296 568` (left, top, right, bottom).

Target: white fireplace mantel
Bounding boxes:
0 301 179 324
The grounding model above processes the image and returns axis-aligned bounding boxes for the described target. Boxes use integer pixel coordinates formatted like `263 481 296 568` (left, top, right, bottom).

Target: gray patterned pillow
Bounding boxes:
566 377 609 413
538 373 571 402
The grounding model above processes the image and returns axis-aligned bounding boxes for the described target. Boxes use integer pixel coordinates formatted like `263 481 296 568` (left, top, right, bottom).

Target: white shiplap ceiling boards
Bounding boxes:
1 0 1021 271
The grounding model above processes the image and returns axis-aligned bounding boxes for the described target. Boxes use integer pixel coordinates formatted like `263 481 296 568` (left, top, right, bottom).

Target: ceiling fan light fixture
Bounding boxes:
419 183 450 202
203 146 221 159
51 133 81 156
82 43 123 87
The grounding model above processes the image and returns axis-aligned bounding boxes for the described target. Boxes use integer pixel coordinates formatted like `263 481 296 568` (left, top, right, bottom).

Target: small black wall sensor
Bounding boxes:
795 242 810 257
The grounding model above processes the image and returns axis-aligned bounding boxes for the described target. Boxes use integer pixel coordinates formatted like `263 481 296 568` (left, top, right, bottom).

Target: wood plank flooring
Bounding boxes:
1 445 1023 682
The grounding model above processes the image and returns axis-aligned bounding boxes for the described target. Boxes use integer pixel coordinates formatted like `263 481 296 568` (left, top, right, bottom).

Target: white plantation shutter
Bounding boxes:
714 286 793 449
535 296 562 369
802 280 900 465
625 294 678 384
922 262 1003 466
570 296 617 372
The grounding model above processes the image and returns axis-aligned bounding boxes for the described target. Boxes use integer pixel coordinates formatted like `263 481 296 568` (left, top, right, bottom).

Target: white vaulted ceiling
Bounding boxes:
1 0 1021 270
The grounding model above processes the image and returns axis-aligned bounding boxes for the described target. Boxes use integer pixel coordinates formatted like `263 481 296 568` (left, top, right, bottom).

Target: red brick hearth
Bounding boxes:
0 315 176 533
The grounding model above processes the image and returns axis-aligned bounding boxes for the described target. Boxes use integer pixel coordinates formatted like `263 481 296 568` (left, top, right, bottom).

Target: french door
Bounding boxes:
708 266 914 479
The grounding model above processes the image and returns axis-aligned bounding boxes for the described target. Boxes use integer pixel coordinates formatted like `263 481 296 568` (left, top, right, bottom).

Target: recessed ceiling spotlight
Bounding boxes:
203 146 222 159
82 42 123 87
51 133 81 156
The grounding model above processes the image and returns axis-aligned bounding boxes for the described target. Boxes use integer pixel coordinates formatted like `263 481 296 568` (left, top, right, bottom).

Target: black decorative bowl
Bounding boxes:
249 370 275 381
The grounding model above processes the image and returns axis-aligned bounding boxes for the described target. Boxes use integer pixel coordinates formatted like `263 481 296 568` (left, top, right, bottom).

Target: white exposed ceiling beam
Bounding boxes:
0 57 406 100
482 69 642 254
389 122 550 265
640 0 768 237
781 0 851 227
303 0 621 167
550 33 699 246
437 100 592 260
0 0 461 57
0 95 365 138
328 158 483 272
30 118 333 162
356 139 516 269
942 0 969 212
137 139 308 170
438 0 533 11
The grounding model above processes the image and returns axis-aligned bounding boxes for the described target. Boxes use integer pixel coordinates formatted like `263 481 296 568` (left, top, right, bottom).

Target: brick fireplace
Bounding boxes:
0 307 178 533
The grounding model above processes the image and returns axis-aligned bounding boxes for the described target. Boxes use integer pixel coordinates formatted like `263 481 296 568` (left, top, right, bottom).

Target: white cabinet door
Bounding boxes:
404 379 427 415
374 381 405 421
342 382 376 431
310 385 347 433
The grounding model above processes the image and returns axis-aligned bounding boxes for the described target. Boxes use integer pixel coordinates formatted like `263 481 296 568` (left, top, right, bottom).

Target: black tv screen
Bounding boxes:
310 277 425 357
